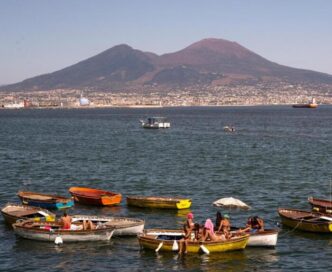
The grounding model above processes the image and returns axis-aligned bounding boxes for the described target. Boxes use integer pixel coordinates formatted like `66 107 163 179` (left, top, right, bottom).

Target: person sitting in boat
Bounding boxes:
60 212 83 230
215 211 223 231
242 216 265 233
193 223 203 241
83 220 96 230
251 216 264 231
185 212 195 236
216 214 231 239
179 212 195 254
202 218 225 241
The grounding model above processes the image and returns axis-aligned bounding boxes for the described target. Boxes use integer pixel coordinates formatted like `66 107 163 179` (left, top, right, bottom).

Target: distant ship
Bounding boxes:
292 98 318 108
3 101 24 109
140 117 170 129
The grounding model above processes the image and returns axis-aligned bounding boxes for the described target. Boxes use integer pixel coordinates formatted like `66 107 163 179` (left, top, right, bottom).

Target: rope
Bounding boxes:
278 219 304 237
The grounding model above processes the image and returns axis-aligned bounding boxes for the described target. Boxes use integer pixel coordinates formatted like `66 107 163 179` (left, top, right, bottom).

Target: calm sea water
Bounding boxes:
0 106 331 271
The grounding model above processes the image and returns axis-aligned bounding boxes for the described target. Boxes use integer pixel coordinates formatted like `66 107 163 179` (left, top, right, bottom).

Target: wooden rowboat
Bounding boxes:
126 196 191 209
138 229 249 254
17 191 74 210
1 203 55 227
278 208 332 233
230 227 278 247
69 187 122 206
13 219 115 242
308 197 332 215
71 215 144 236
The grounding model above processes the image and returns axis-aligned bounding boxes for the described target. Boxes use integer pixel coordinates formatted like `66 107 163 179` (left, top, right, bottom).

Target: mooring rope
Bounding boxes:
278 219 304 237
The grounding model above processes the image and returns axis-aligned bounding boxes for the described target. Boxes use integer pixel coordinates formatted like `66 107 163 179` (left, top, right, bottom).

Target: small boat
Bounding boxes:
1 203 55 227
17 191 74 210
13 219 115 243
308 197 332 214
126 196 191 210
223 126 235 132
71 215 144 236
140 117 170 129
278 208 332 233
138 229 249 254
68 187 122 206
292 98 318 108
230 227 278 247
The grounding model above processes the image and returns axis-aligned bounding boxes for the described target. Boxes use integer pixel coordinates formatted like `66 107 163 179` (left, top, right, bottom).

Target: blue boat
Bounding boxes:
18 191 74 210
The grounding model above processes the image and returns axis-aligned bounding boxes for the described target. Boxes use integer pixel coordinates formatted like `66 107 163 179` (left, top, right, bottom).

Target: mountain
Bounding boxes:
2 38 332 91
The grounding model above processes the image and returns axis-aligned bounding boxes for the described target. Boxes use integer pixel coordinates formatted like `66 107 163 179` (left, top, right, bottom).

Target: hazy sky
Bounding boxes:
1 0 331 85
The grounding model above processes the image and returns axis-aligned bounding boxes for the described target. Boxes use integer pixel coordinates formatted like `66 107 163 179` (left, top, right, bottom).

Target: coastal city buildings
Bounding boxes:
0 82 331 108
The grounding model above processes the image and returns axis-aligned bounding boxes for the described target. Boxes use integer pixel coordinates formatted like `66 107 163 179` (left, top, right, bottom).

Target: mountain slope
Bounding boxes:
2 38 332 91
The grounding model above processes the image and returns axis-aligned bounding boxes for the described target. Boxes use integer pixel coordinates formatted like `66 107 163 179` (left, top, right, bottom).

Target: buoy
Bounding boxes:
55 236 63 245
155 242 163 252
172 240 179 251
200 244 210 254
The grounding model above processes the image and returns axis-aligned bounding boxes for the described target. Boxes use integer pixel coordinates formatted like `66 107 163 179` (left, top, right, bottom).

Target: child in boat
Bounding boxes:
193 223 202 241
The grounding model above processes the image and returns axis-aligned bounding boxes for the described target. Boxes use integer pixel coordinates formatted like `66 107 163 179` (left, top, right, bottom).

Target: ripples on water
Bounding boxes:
0 106 331 271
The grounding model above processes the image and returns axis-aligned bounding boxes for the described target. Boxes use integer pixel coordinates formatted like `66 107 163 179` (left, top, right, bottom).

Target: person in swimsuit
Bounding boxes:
179 213 195 254
202 218 224 241
216 214 231 239
61 212 72 229
241 216 265 233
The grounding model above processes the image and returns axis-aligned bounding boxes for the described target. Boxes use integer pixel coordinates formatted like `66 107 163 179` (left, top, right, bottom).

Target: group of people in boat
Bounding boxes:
60 212 96 230
179 212 264 254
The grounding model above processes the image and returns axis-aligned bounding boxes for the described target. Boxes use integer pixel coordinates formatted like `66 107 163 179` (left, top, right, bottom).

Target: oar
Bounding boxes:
155 242 163 252
320 216 332 222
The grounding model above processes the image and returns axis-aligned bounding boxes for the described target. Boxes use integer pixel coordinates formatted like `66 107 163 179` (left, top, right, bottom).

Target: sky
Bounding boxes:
1 0 332 85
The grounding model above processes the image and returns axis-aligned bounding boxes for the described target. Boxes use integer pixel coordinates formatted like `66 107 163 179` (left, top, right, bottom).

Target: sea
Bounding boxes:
0 106 331 271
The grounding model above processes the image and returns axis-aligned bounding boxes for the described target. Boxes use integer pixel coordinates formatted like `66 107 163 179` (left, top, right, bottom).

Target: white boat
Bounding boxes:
231 228 278 247
13 219 115 242
140 117 170 129
223 126 235 132
71 215 144 236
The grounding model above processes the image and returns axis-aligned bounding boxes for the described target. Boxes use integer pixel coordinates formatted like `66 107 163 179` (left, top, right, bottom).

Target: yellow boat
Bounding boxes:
138 229 249 254
126 196 191 210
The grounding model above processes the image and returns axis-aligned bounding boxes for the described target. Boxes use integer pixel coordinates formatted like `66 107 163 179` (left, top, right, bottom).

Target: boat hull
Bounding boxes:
230 228 278 247
69 187 122 206
138 229 248 254
292 104 317 108
71 215 144 236
13 221 115 242
1 203 55 227
127 196 191 210
18 191 74 210
247 230 278 247
278 208 332 233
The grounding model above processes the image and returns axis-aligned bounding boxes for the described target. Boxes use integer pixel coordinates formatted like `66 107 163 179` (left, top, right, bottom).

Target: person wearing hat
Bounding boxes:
216 214 231 239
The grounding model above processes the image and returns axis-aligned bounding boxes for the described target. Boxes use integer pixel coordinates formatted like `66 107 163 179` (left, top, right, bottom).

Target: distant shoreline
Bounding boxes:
1 103 329 110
